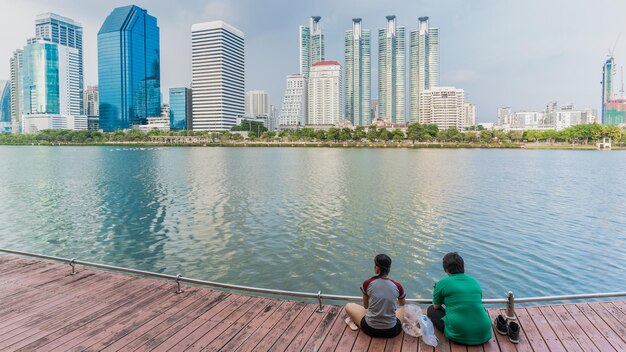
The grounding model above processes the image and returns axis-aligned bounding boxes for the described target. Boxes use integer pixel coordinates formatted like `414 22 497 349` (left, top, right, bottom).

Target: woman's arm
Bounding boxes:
362 293 369 309
398 297 406 306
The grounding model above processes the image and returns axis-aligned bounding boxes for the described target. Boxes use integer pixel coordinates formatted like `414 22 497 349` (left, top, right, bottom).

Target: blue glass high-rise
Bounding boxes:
0 81 11 132
98 5 160 131
169 88 192 130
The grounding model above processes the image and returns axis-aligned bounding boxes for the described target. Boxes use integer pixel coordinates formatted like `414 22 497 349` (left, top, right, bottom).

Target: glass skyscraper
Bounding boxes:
0 81 11 132
378 16 406 125
345 18 371 126
601 56 615 124
35 13 83 112
299 16 324 77
98 5 161 131
410 17 439 123
169 88 192 130
22 39 81 116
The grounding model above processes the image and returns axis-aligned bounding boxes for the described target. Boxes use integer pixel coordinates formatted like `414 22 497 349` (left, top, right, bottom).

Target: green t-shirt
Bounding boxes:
432 273 492 345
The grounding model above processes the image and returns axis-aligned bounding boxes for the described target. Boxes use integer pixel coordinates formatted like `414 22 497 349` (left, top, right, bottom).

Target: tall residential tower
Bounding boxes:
345 18 371 126
299 16 325 77
410 17 439 123
98 5 161 131
378 16 406 125
191 21 245 131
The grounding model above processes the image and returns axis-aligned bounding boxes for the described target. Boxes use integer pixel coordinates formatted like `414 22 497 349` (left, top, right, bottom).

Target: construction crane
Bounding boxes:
608 32 621 58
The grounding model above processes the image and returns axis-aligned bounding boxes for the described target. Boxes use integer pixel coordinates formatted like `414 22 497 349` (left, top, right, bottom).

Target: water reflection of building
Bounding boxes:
98 5 161 131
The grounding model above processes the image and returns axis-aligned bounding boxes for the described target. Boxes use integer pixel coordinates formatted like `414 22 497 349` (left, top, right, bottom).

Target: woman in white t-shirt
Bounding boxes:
344 254 406 338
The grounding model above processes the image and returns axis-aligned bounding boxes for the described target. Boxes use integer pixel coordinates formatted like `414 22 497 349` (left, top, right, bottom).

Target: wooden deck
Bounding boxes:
0 256 625 351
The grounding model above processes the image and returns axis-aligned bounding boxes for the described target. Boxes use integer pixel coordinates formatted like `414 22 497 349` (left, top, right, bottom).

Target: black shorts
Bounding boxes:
360 317 403 338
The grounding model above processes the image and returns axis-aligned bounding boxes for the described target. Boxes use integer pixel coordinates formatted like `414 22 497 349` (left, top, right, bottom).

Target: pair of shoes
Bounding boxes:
493 315 520 344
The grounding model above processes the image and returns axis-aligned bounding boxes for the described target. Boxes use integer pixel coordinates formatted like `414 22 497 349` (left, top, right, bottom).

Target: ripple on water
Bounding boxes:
0 147 625 299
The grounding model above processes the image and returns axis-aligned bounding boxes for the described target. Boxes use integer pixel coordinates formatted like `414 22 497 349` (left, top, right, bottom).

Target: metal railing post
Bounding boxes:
505 291 516 320
69 258 77 275
175 274 183 294
317 291 324 313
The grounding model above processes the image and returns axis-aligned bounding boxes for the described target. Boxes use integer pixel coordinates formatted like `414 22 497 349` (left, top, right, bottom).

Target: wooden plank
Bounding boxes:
103 289 227 351
563 303 617 352
450 341 467 352
285 305 340 351
154 294 254 351
284 305 341 352
3 279 160 351
385 332 404 352
550 305 601 352
34 282 177 352
537 305 583 352
400 331 419 352
0 274 136 339
127 290 232 351
485 308 517 352
126 290 233 351
181 296 262 351
525 306 567 352
265 303 318 351
100 292 237 352
7 280 166 351
333 320 359 352
0 271 118 322
224 300 297 352
313 306 349 352
196 297 274 351
298 304 342 352
466 345 483 352
433 324 450 352
581 303 626 349
210 298 287 352
248 302 308 352
351 330 372 351
368 337 388 351
597 301 626 330
514 308 549 352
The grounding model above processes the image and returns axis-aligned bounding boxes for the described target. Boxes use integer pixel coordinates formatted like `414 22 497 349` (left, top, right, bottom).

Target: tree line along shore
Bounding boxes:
1 123 624 149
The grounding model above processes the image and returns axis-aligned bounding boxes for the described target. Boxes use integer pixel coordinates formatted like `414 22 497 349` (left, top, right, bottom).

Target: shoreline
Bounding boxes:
0 141 624 150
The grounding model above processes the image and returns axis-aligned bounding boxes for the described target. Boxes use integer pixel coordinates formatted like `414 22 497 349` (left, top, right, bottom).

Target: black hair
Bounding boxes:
375 254 392 277
442 252 465 274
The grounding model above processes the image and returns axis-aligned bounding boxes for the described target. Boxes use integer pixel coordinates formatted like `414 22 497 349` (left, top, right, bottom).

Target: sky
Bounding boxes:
1 0 625 122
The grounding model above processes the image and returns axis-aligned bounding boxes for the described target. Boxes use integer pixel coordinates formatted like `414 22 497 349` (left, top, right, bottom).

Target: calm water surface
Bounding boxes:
0 146 624 300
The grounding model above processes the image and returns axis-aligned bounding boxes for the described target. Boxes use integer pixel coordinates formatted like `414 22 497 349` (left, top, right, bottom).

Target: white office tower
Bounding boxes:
245 90 271 118
378 16 406 125
344 18 371 126
83 86 99 116
299 16 324 77
410 16 439 123
308 61 341 126
419 87 465 130
10 49 23 133
464 102 476 129
279 74 307 127
191 21 245 131
35 13 84 112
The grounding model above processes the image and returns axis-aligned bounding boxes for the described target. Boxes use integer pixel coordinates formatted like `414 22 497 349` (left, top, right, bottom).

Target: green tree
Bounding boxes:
366 125 379 141
354 125 366 140
327 127 340 141
392 129 405 141
480 129 494 142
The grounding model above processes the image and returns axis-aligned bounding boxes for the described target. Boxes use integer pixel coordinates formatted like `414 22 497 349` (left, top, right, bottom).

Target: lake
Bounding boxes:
0 146 624 301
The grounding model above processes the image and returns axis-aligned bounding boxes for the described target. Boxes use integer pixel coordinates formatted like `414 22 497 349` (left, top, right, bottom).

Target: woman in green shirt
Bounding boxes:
427 252 492 345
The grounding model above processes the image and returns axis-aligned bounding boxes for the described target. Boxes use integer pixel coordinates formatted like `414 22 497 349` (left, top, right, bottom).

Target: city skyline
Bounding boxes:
1 1 625 122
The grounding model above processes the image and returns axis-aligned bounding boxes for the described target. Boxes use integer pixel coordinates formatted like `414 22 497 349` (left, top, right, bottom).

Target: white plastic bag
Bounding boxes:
401 305 438 347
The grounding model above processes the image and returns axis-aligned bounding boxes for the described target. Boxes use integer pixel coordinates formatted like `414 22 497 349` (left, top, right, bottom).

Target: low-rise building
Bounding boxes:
22 114 87 133
419 87 466 130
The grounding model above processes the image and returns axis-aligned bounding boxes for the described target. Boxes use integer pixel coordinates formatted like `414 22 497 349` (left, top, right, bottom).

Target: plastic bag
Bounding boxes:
401 305 438 347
